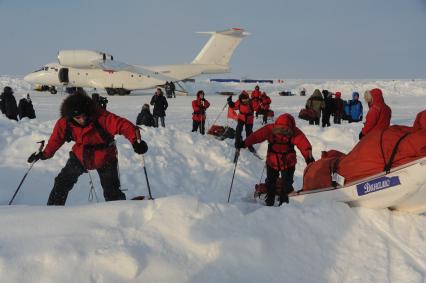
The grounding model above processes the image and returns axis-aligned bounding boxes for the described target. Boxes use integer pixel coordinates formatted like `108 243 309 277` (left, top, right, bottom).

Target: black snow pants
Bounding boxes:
265 165 295 206
235 120 255 152
192 120 206 135
322 111 331 127
47 152 126 205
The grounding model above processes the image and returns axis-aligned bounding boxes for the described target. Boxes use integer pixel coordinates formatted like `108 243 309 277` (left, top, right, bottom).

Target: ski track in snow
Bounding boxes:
0 77 425 283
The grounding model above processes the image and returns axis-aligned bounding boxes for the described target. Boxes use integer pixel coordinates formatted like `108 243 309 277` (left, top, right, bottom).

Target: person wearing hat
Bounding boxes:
345 92 363 123
136 103 155 127
0 86 18 121
305 89 325 126
258 92 272 124
251 85 262 118
18 93 36 120
236 113 314 206
228 91 257 152
359 88 391 140
27 89 148 205
321 89 334 127
191 90 210 135
333 91 344 124
150 88 168 127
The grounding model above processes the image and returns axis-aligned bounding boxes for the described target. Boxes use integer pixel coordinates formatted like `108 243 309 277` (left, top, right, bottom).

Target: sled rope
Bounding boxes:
383 132 411 174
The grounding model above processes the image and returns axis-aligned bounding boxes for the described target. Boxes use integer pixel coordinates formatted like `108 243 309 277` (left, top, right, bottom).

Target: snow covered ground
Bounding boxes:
0 77 425 282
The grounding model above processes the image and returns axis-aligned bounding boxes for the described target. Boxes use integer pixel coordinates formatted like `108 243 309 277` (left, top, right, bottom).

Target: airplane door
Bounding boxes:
58 68 69 84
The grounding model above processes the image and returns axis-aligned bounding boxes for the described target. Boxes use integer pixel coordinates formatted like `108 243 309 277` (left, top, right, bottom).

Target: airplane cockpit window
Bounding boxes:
33 67 44 72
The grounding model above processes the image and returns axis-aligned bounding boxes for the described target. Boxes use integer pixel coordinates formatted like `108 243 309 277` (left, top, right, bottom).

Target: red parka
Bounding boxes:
244 114 312 170
232 99 256 125
192 97 210 122
251 89 262 112
43 109 138 170
361 88 392 136
259 93 271 111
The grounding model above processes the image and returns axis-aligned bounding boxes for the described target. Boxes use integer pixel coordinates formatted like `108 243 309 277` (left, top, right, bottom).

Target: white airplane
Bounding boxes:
24 28 248 95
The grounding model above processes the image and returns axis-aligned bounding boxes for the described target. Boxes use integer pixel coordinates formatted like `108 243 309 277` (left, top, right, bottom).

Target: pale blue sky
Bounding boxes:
1 0 425 79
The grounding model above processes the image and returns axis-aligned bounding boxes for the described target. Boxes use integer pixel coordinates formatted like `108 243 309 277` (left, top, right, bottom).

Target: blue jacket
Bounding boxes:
344 92 363 121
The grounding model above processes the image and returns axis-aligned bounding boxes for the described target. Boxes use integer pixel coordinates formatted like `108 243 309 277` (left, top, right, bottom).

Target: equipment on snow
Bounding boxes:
9 140 45 205
298 108 317 121
207 125 236 140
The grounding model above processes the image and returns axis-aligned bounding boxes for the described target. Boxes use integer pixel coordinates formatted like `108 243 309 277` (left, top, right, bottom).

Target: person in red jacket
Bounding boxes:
27 90 148 205
359 88 392 139
228 91 256 152
236 113 314 206
251 85 262 118
333 91 344 124
192 90 210 135
259 92 272 124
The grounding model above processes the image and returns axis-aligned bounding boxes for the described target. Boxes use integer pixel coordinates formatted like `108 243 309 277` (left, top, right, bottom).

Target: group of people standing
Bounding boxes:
305 89 363 127
0 86 36 121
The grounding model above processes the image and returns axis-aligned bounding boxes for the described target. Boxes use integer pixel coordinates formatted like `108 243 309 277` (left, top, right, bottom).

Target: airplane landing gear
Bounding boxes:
105 88 131 96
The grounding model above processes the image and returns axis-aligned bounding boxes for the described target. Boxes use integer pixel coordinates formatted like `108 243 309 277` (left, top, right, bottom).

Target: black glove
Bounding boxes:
133 140 148 154
227 95 232 103
305 156 315 165
235 140 246 149
27 152 45 163
358 132 364 140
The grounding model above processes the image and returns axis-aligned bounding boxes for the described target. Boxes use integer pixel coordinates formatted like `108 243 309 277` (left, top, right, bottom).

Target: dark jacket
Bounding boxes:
1 90 18 120
136 109 155 127
18 98 36 119
150 94 168 117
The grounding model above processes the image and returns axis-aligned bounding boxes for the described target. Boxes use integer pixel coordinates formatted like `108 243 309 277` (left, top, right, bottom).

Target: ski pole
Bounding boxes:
9 140 45 205
227 148 240 203
210 102 228 130
87 171 99 203
135 129 153 200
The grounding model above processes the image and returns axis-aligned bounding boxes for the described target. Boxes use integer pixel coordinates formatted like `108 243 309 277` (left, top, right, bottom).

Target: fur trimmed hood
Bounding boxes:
60 93 97 119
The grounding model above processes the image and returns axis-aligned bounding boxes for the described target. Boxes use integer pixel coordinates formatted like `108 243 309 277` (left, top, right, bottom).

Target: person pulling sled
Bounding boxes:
235 113 314 206
27 89 148 205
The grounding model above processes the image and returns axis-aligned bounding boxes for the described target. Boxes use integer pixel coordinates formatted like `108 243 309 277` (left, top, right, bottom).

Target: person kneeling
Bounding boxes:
236 113 314 206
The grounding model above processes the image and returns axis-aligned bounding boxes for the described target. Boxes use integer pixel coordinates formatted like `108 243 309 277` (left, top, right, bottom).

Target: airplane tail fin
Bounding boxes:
191 28 248 67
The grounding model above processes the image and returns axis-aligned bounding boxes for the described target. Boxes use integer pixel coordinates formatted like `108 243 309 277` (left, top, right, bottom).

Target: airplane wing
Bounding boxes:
99 60 177 81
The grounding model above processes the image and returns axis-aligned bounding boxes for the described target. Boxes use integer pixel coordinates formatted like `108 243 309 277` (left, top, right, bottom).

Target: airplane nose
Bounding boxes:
24 73 36 83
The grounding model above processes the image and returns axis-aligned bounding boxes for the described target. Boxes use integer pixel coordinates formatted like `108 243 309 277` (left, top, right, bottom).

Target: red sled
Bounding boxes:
207 124 235 140
298 108 316 121
254 178 285 198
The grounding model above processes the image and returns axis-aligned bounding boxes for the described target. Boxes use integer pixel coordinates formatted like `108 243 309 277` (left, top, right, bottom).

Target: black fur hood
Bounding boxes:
60 93 97 119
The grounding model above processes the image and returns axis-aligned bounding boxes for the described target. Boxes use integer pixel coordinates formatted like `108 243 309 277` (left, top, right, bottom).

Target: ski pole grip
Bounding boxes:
37 140 45 153
135 128 141 143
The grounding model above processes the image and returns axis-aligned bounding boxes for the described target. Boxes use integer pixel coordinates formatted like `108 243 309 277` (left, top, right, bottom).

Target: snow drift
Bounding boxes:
0 77 425 282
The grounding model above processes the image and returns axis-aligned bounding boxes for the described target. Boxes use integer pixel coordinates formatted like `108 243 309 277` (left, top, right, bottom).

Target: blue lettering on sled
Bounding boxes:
356 176 401 196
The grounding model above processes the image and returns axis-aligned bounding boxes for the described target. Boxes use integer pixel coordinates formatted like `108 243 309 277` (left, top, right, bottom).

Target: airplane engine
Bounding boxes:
57 50 113 68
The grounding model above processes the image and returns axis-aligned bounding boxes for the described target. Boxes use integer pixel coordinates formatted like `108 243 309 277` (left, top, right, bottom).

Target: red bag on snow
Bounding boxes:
298 108 316 121
302 150 346 191
208 124 224 136
254 178 284 197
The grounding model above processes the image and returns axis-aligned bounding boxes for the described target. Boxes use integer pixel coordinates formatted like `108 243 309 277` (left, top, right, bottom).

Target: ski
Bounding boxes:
131 195 146 200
